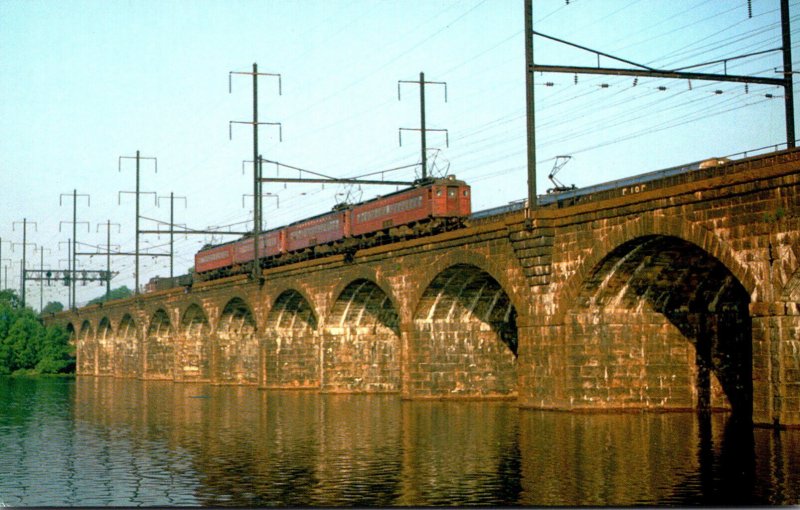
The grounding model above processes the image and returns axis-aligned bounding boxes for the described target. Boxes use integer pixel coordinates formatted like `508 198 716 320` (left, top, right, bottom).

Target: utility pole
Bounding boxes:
59 189 90 311
230 63 282 280
95 221 121 300
524 0 537 214
37 247 52 313
59 240 72 309
0 237 11 289
12 218 37 308
156 193 187 279
781 0 795 147
40 249 44 312
398 72 448 180
118 150 160 294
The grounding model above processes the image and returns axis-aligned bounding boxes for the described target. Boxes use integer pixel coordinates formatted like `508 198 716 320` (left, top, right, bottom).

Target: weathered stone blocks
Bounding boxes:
50 148 800 426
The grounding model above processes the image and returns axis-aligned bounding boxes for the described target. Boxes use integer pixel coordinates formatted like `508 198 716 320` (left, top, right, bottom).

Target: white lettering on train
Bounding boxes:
621 184 647 196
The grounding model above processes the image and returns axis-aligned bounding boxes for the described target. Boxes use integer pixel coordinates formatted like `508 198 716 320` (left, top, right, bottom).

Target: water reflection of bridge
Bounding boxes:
72 378 800 506
51 148 800 427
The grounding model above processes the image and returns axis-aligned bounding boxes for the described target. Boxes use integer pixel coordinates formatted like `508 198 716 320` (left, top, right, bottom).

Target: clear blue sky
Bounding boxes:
0 0 796 309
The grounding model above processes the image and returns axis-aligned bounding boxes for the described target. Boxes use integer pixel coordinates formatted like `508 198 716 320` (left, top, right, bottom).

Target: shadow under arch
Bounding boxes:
76 320 95 375
554 213 756 325
115 313 139 377
323 278 401 392
263 288 320 389
410 248 529 328
178 303 211 381
96 317 113 376
216 296 258 384
326 266 400 325
564 234 752 417
410 263 518 398
144 308 174 380
79 319 93 338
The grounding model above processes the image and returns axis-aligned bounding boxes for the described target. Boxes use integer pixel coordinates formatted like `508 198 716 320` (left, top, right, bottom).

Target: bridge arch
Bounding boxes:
555 213 755 323
327 266 399 323
410 248 529 326
115 313 139 377
144 308 174 380
177 303 211 381
96 317 113 376
409 263 518 398
79 319 93 339
215 296 258 384
323 278 401 392
263 288 319 388
76 320 95 375
559 234 752 416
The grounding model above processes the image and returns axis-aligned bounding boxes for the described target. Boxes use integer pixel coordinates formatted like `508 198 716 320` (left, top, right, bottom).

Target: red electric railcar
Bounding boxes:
284 210 348 252
232 228 283 264
194 242 236 274
351 177 470 236
194 176 471 278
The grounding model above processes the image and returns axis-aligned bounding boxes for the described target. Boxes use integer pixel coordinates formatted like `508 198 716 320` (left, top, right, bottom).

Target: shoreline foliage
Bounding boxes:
88 286 132 306
0 290 75 375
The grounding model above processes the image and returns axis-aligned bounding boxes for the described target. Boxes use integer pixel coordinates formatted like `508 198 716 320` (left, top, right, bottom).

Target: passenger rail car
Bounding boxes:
469 156 732 221
194 176 471 279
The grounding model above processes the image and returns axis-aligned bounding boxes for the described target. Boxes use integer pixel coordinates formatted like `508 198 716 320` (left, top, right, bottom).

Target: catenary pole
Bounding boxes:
781 0 795 147
22 219 26 307
525 0 537 212
419 72 427 179
106 220 111 299
39 249 43 312
136 150 140 294
253 64 260 280
72 190 77 309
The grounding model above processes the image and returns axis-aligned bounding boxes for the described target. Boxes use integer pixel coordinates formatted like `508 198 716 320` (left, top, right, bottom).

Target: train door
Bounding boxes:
445 186 460 215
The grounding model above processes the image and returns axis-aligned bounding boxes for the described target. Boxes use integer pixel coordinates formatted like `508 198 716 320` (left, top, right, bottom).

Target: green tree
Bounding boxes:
87 286 133 305
0 289 22 309
36 325 74 374
0 289 75 375
41 301 64 315
6 312 42 370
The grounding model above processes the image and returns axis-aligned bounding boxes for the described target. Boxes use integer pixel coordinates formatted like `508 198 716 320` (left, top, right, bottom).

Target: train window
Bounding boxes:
436 189 443 196
448 189 456 198
463 190 469 196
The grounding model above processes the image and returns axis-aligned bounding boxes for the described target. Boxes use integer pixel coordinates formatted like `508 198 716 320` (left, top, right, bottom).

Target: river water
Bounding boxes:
0 377 798 507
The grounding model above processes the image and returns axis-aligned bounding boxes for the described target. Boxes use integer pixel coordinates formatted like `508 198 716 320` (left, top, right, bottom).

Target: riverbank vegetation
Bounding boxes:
0 290 74 375
88 286 132 305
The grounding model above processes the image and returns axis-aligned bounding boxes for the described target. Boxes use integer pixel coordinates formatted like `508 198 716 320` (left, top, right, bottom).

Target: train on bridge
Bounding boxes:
193 175 471 280
146 155 733 287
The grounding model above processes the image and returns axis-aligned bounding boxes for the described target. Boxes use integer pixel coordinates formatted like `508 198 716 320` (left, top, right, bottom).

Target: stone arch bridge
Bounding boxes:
48 149 800 427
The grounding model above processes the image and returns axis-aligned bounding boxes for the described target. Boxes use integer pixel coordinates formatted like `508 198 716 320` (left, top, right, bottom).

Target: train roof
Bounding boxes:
351 175 468 208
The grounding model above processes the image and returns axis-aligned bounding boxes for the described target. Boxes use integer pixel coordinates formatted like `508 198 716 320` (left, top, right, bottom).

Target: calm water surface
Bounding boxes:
0 376 798 506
